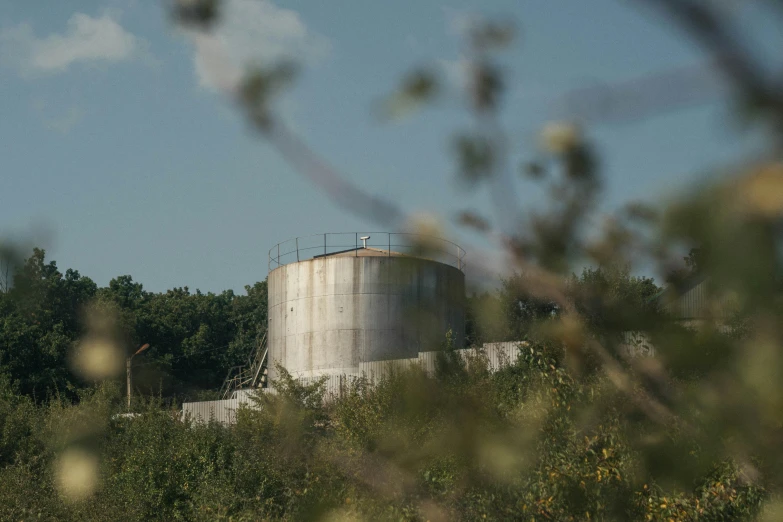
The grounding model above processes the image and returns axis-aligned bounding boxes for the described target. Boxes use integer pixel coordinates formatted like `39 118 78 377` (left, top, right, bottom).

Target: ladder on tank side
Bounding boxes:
219 331 268 400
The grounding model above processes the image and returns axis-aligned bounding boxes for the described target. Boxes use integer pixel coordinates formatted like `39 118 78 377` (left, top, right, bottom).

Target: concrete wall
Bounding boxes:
363 341 526 383
183 342 526 425
272 342 527 401
268 254 465 381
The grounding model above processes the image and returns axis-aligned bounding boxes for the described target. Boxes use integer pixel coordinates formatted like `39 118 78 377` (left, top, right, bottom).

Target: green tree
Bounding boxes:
0 249 96 398
567 265 662 337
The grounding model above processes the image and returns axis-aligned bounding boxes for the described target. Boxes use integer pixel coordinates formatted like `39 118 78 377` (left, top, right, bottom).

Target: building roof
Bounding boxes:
312 247 408 259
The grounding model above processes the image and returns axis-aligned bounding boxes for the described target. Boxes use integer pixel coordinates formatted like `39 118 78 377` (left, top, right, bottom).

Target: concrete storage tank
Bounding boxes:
267 233 465 381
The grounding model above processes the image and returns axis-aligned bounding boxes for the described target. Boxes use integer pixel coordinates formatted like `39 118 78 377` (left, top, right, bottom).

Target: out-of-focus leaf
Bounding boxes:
471 62 504 112
470 21 517 50
401 70 439 101
564 143 598 181
170 0 220 30
540 121 582 154
457 211 490 232
239 62 299 132
453 133 495 183
623 202 659 223
585 219 633 267
379 69 439 121
521 161 546 180
737 163 783 218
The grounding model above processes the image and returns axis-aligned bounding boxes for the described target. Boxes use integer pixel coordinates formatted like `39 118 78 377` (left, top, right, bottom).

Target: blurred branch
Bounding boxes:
170 0 220 30
173 7 777 458
637 0 783 130
554 60 723 125
456 26 522 237
588 338 677 426
267 123 404 226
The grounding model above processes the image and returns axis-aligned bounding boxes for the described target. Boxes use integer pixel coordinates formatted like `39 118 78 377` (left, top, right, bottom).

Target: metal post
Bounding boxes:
296 238 299 262
125 343 149 411
355 233 358 256
277 243 280 267
324 233 327 256
388 233 391 257
126 356 132 410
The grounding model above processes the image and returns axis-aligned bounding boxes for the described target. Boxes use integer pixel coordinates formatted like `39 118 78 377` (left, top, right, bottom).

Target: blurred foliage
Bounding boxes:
170 0 220 31
0 348 768 520
453 133 497 184
240 62 299 133
1 0 782 519
466 266 661 349
380 70 440 121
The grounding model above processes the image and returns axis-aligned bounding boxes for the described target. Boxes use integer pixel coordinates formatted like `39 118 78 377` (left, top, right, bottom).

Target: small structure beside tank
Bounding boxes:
182 342 526 425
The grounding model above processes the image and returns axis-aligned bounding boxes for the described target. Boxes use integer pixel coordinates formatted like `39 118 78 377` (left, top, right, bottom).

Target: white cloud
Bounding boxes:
186 0 331 94
0 12 140 76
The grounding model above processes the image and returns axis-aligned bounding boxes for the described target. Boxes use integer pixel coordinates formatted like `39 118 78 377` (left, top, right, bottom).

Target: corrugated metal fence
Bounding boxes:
182 398 250 425
181 389 277 424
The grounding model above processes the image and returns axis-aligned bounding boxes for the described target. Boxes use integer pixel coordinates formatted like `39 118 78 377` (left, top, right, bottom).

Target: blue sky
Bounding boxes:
1 0 778 293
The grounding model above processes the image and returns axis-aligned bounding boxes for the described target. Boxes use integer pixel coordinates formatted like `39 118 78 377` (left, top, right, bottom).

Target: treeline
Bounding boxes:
0 249 267 402
0 248 662 403
466 267 662 347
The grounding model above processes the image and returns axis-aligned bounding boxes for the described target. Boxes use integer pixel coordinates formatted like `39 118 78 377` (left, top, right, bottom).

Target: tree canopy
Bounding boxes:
0 249 267 402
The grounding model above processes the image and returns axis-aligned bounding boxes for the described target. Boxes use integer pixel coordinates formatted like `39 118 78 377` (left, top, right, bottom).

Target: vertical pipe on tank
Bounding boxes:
296 238 299 262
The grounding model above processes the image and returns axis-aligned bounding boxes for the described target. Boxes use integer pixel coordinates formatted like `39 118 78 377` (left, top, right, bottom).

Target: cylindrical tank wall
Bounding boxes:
268 255 465 380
